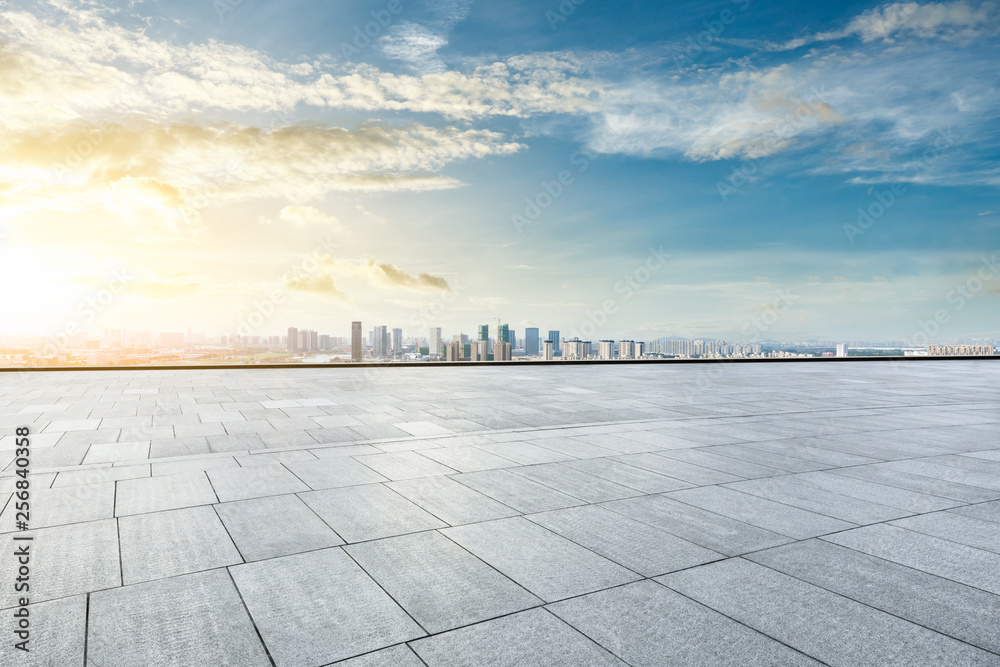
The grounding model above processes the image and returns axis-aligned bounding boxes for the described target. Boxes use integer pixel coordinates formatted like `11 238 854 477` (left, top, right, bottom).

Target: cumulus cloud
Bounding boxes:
277 206 342 228
320 256 452 291
281 273 349 299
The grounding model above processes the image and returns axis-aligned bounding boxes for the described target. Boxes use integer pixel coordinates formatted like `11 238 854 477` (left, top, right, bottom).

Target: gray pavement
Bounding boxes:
1 360 999 665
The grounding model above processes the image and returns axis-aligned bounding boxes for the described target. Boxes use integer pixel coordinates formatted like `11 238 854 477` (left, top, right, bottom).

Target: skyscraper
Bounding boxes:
619 340 636 359
429 327 442 358
374 325 387 357
351 322 362 362
599 340 614 360
495 341 512 361
478 324 489 341
287 327 298 353
498 324 510 345
543 340 553 360
548 330 560 355
525 328 540 356
392 328 402 355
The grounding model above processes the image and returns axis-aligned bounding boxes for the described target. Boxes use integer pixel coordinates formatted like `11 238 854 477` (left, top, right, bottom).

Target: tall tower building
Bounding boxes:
374 325 388 358
498 324 510 345
351 322 362 361
525 328 540 356
429 327 442 358
287 327 298 353
543 340 554 360
619 340 636 359
598 340 614 360
392 328 402 355
495 341 512 361
547 330 561 355
478 324 489 342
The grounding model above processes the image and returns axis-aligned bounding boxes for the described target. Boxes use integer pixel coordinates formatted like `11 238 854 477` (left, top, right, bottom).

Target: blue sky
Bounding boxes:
0 0 997 342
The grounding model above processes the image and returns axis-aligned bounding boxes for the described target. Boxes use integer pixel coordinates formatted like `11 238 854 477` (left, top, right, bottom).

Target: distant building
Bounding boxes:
445 341 462 362
598 340 614 360
478 325 489 341
374 325 388 357
351 322 362 361
543 340 553 360
525 328 540 356
429 327 442 358
287 327 298 353
495 341 512 361
836 343 849 357
548 330 560 355
392 328 402 355
928 345 994 356
564 338 586 360
619 340 636 360
498 324 510 345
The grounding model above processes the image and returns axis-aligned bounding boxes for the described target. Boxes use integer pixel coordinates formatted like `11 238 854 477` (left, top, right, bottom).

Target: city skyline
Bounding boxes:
1 0 998 342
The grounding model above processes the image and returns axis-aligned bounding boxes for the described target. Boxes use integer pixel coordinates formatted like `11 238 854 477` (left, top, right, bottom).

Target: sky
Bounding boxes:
0 0 998 343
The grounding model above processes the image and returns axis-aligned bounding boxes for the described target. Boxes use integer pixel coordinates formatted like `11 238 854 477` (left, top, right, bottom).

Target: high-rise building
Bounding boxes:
287 327 298 353
478 325 489 341
351 322 362 361
547 331 560 355
564 338 584 360
598 340 614 360
583 341 592 358
619 340 636 359
445 341 462 361
498 324 510 345
392 328 402 355
836 343 849 357
429 327 442 358
495 341 512 361
525 328 540 356
373 325 388 357
543 340 553 360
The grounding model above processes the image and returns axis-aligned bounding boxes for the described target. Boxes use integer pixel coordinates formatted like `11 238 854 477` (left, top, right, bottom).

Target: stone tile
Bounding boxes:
285 456 387 490
231 547 425 666
608 453 744 485
353 451 457 480
115 472 218 516
215 494 343 561
950 500 1000 525
475 441 576 465
151 455 239 476
0 481 116 532
335 645 426 667
206 463 309 502
702 444 831 472
300 484 445 542
748 539 1000 655
549 580 821 666
532 436 620 459
418 445 519 472
666 485 855 539
602 494 794 556
562 457 694 493
393 421 452 436
119 505 242 584
823 524 1000 595
789 471 962 513
660 558 999 666
832 464 1000 504
508 463 642 503
528 505 722 577
81 440 150 465
347 531 541 633
0 519 120 607
723 476 910 525
449 469 581 514
7 595 86 667
654 449 785 479
411 608 627 667
442 517 639 602
387 476 518 525
88 569 270 667
891 512 1000 554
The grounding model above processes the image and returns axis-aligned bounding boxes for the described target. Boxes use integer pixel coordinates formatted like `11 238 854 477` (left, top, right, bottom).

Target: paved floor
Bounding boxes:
1 360 999 666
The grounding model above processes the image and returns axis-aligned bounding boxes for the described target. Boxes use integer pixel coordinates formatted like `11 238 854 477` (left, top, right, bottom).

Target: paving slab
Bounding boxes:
231 547 425 666
115 472 218 516
335 645 426 667
747 539 1000 655
353 451 457 480
119 505 243 584
0 481 115 532
346 531 541 633
723 476 910 524
549 580 821 666
891 512 1000 554
508 462 641 503
442 517 639 602
410 608 626 667
88 569 270 667
528 505 722 577
449 469 581 513
300 483 446 543
285 456 387 489
216 494 344 561
386 476 518 525
561 457 694 493
7 595 86 667
660 558 1000 666
206 463 309 502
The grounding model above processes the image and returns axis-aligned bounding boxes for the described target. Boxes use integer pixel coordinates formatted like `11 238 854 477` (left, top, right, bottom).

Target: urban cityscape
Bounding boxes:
0 323 995 367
